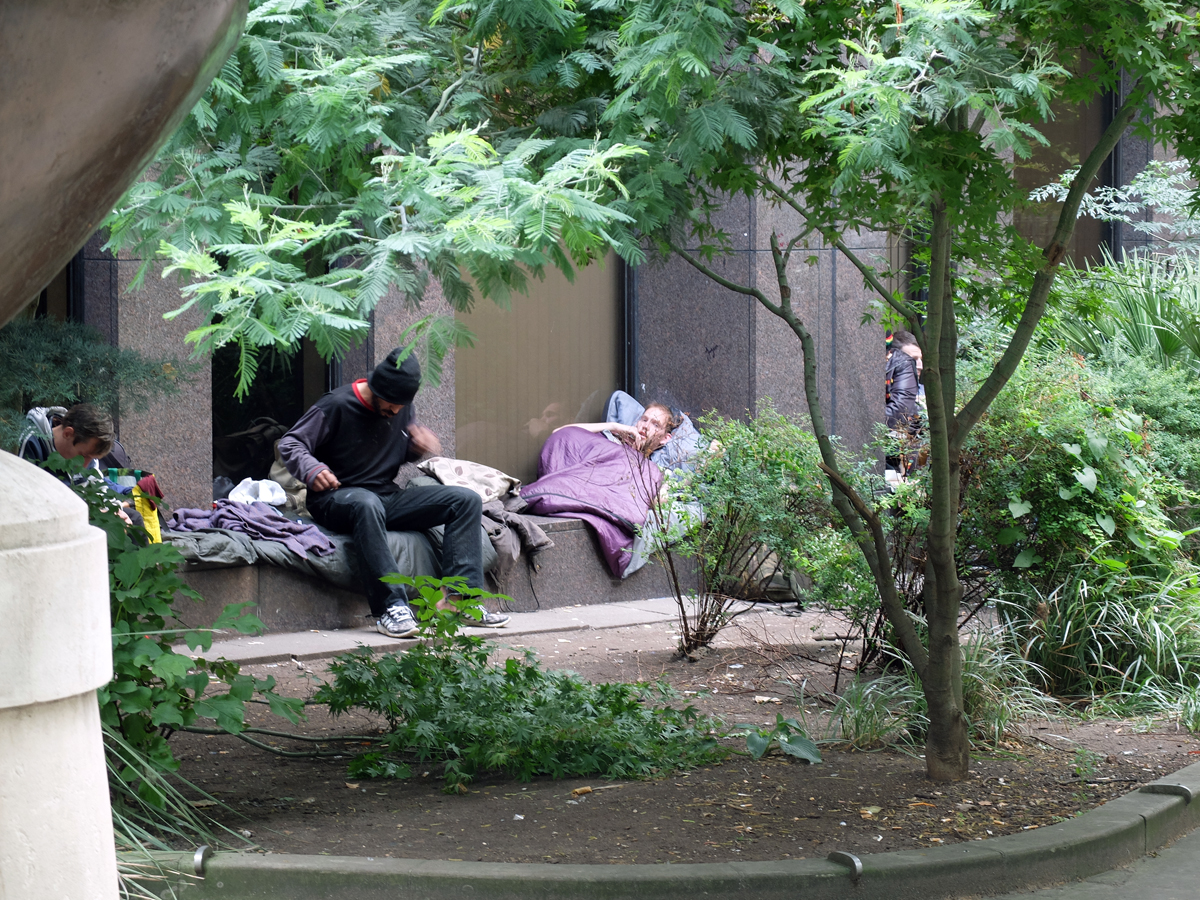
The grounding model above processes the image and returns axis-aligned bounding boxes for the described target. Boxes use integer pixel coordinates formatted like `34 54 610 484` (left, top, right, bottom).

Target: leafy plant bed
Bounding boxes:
166 617 1200 863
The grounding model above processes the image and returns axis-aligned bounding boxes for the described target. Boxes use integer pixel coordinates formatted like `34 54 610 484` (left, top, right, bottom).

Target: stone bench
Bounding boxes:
176 515 678 633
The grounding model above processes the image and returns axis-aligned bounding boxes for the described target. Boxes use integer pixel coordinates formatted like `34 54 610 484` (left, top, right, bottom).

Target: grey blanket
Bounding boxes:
166 520 499 596
170 499 335 559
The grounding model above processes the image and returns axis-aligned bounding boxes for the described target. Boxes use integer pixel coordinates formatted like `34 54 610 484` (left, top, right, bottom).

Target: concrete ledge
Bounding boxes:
127 764 1200 900
177 517 686 634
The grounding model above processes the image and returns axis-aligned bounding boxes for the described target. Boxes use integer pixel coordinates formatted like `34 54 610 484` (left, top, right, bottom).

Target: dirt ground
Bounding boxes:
170 608 1200 863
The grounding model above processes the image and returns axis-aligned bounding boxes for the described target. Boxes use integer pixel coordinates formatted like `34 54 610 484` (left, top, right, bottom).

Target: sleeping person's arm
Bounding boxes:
552 421 638 444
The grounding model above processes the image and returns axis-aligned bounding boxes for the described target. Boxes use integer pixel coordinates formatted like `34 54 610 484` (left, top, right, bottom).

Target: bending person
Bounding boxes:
19 403 116 469
279 349 508 638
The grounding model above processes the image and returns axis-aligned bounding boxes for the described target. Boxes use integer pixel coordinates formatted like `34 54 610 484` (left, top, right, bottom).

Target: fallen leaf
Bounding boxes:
572 787 593 797
345 783 360 790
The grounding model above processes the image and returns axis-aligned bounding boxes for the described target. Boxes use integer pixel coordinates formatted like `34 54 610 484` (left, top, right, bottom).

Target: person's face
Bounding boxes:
56 427 105 464
635 407 671 451
372 394 405 418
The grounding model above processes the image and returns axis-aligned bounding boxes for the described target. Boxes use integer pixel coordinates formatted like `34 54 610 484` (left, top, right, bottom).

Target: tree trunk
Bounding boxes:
918 198 971 780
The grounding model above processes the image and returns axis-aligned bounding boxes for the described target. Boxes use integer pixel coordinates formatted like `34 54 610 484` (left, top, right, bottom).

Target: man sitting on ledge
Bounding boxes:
279 348 509 638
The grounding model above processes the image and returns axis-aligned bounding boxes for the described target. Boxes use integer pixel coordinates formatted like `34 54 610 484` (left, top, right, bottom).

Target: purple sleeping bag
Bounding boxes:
520 427 662 577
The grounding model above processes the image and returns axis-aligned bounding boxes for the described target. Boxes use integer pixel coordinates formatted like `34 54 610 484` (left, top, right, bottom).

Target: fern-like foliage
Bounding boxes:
104 0 643 394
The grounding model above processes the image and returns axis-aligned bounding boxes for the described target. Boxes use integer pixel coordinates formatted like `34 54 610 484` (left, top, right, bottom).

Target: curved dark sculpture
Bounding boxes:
0 0 248 327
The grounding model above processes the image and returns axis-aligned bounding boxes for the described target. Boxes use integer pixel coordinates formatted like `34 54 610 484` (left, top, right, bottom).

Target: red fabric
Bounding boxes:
351 378 373 411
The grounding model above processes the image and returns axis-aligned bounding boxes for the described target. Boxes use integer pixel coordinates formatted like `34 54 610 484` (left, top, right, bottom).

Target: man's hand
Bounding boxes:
608 423 638 445
310 467 341 492
408 424 442 457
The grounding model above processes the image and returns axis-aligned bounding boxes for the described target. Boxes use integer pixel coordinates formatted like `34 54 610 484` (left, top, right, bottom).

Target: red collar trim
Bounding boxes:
351 379 374 412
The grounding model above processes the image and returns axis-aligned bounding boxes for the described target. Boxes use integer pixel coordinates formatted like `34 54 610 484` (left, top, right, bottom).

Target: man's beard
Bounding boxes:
371 396 396 418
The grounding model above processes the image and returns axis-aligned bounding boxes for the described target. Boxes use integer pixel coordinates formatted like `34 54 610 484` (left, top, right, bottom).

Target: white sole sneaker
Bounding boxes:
376 607 419 638
470 610 510 629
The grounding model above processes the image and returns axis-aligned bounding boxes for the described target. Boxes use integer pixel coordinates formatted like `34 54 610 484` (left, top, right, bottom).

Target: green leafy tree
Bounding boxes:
0 316 183 451
595 0 1200 780
103 0 643 393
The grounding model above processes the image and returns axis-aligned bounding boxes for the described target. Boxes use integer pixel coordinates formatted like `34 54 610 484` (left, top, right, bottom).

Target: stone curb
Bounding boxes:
125 763 1200 899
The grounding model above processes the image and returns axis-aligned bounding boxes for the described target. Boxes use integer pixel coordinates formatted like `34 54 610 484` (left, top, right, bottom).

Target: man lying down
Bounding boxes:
519 391 706 578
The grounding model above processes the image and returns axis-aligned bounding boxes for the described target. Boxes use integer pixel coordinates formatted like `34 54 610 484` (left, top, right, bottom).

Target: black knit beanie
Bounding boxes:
368 348 421 405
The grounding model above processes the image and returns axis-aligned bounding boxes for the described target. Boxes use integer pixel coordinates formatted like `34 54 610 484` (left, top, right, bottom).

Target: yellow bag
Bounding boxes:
133 486 162 543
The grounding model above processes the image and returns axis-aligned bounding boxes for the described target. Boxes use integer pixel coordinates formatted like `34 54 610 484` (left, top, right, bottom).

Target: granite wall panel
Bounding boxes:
372 282 456 457
750 204 886 459
116 261 212 510
635 250 755 420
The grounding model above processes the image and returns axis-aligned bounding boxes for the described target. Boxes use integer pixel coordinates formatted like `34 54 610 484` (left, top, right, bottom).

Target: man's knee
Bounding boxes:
318 487 387 531
447 485 482 518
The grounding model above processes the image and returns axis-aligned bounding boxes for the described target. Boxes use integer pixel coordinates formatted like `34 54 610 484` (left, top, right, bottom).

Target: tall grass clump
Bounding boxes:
807 632 1056 750
997 567 1200 712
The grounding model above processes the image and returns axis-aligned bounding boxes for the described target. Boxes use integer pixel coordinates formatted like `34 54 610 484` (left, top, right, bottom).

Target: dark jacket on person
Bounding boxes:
278 380 421 493
885 352 920 432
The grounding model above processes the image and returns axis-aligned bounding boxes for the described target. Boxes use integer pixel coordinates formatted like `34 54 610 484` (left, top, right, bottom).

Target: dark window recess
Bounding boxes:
212 336 342 486
212 344 304 483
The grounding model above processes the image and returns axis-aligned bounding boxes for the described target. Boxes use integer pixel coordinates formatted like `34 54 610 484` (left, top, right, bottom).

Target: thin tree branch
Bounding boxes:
817 462 929 679
179 726 360 758
756 176 922 324
666 240 779 313
954 86 1146 443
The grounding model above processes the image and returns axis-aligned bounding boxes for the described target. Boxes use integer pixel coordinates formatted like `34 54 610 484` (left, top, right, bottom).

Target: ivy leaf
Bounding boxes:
1061 443 1082 458
1126 528 1152 550
1008 499 1032 518
1059 486 1079 500
151 652 194 684
1074 467 1098 493
1013 549 1042 568
997 527 1022 546
1094 514 1116 536
1087 435 1109 460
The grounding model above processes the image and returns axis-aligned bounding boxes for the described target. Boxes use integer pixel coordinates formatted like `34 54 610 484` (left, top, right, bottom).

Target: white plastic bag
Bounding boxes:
228 477 287 506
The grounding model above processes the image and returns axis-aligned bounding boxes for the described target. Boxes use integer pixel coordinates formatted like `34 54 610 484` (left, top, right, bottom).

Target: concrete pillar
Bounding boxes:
0 451 117 899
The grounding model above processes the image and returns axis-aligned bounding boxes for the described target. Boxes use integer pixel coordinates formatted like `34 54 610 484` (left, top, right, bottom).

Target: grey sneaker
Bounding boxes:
377 603 419 638
466 608 510 629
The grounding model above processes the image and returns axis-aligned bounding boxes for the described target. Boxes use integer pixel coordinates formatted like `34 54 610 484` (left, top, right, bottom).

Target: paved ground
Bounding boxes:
991 826 1200 899
183 596 819 664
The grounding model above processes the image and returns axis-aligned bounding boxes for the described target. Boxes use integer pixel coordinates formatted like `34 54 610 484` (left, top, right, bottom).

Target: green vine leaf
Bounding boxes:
1095 514 1116 536
1074 466 1098 493
1008 499 1033 518
1013 548 1042 568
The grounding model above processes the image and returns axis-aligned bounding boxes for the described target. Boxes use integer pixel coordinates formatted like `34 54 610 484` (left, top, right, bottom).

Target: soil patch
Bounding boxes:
170 609 1200 863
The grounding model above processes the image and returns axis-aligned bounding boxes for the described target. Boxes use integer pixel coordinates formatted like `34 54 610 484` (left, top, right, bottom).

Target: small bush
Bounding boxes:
0 316 183 451
313 577 726 792
804 632 1055 750
956 347 1193 594
646 403 831 652
44 456 302 795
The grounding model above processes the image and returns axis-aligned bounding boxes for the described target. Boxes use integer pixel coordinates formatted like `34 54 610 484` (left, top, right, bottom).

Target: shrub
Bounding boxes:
644 403 832 653
312 577 726 792
996 567 1200 707
955 347 1193 594
45 456 303 797
804 631 1055 750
